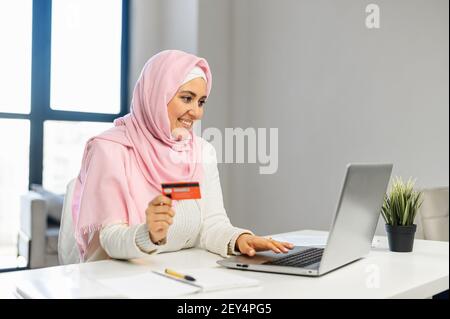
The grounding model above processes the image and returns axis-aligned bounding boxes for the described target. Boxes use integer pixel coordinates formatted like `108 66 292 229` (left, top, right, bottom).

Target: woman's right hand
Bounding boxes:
145 195 175 244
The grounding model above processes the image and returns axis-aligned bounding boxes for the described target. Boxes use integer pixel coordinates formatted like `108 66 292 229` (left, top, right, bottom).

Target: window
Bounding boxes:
0 0 128 260
51 0 123 113
0 119 30 246
0 0 32 114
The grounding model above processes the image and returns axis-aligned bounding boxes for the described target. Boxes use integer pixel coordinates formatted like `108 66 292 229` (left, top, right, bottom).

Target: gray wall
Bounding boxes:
130 0 449 236
128 0 161 97
128 0 198 98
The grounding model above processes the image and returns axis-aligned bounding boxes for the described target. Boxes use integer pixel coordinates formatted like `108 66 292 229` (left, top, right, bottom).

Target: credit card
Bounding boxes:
161 182 201 200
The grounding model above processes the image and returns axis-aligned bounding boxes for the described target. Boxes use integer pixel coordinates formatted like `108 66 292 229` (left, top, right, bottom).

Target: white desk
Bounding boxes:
0 230 448 299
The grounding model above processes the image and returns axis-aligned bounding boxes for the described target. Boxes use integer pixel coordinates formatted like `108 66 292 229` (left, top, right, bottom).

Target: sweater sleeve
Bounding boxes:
198 141 254 257
99 223 166 259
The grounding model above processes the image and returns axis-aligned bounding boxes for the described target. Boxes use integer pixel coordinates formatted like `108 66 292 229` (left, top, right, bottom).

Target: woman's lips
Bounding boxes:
178 118 193 129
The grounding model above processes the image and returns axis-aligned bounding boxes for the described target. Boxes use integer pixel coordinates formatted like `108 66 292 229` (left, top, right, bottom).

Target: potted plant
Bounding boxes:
381 177 423 252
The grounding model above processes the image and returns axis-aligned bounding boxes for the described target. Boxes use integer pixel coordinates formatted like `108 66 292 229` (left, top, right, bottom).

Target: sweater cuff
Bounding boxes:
228 229 254 255
135 223 165 254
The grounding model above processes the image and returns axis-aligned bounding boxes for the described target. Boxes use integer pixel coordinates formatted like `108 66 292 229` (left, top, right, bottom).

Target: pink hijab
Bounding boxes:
71 50 212 260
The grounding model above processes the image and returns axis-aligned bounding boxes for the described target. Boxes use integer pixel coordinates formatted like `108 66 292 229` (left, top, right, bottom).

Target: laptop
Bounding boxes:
217 163 393 277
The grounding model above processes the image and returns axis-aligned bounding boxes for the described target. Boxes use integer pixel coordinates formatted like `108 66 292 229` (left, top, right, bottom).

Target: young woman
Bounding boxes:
72 50 293 262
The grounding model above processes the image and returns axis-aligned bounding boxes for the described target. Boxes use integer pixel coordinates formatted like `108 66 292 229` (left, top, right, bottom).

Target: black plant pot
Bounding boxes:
385 224 417 252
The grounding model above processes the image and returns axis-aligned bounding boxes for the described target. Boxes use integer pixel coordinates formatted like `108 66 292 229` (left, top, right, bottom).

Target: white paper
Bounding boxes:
156 268 260 292
16 277 119 299
97 271 200 298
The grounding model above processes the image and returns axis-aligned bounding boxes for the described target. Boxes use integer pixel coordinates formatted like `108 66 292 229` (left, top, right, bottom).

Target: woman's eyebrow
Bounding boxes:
178 90 207 99
179 90 196 97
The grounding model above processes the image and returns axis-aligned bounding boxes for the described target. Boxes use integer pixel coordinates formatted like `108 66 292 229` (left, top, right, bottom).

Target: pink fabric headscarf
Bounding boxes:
71 50 212 260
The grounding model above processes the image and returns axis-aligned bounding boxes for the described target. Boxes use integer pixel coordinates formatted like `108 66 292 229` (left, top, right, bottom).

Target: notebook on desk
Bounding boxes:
154 267 260 293
16 272 196 299
16 268 259 299
97 268 260 298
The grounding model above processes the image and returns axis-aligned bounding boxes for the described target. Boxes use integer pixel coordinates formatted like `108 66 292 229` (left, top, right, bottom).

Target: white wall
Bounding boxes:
128 0 161 98
198 0 449 236
197 0 234 206
160 0 198 54
128 0 198 100
130 0 449 236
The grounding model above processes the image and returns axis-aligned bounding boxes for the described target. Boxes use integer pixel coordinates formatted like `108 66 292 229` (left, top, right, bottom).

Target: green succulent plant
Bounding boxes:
381 177 423 226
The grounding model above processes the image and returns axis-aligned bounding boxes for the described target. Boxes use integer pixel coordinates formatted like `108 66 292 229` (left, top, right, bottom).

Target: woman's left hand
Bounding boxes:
235 234 294 257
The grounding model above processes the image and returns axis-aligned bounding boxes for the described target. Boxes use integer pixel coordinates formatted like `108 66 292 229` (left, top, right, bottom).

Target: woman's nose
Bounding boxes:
188 104 202 119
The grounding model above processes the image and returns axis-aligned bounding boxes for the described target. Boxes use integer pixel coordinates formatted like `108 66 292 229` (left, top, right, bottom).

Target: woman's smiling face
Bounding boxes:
167 77 207 134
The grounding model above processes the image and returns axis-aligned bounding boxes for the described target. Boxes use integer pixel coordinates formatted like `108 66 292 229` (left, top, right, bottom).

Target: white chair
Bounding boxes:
416 187 449 241
57 179 80 265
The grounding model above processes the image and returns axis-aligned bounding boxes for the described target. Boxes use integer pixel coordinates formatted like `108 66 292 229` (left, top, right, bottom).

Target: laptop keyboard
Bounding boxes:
264 247 324 268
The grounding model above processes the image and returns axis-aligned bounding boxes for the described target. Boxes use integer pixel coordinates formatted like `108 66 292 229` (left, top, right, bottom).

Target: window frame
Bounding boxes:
0 0 129 188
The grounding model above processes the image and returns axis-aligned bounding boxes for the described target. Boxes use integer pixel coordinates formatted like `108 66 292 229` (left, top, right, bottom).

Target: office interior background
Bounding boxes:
0 0 448 270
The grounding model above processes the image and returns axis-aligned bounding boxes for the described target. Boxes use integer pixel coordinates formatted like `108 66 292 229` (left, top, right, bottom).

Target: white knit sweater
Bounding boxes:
85 140 252 262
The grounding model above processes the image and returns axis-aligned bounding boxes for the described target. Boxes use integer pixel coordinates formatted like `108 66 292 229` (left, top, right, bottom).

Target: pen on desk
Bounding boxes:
165 268 196 282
